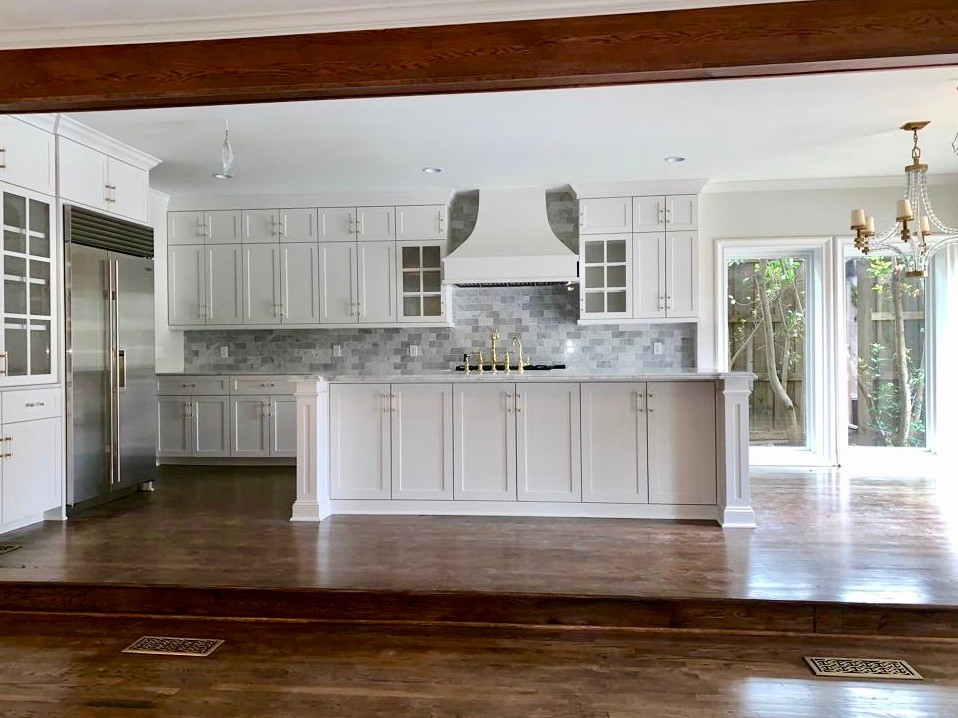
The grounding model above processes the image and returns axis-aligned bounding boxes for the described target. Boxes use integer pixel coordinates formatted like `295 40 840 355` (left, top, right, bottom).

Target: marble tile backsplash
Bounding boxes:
184 285 697 375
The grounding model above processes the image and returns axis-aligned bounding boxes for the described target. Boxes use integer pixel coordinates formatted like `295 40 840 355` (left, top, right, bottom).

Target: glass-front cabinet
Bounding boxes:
1 186 56 385
398 241 447 323
579 233 633 320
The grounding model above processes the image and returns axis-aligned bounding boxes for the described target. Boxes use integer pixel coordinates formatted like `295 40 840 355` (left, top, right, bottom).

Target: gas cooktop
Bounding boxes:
454 363 567 372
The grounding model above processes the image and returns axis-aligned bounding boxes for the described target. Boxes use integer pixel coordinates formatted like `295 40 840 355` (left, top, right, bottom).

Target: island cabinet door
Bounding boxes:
516 383 581 502
647 382 717 505
329 384 391 499
453 384 517 501
390 384 453 500
580 383 649 503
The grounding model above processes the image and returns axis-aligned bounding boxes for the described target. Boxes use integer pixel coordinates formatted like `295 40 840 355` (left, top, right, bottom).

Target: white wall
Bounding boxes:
149 190 183 373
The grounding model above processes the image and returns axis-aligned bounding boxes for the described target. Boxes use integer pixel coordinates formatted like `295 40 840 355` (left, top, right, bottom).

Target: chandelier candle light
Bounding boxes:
850 121 958 278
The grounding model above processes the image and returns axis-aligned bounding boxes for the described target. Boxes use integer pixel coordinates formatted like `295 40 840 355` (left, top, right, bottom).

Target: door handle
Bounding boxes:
117 349 127 389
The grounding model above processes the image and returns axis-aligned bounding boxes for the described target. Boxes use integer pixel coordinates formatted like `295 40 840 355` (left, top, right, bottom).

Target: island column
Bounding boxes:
290 377 330 522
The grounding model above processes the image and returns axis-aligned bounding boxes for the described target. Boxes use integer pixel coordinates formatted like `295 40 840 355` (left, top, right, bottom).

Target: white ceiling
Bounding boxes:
0 0 805 49
61 67 958 198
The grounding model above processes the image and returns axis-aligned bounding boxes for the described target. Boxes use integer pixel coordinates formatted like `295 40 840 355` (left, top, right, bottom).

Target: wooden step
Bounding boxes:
2 581 958 639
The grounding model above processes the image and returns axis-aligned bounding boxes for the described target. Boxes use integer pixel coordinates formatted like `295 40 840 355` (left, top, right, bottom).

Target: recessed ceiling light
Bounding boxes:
422 166 443 174
664 156 686 163
212 173 232 180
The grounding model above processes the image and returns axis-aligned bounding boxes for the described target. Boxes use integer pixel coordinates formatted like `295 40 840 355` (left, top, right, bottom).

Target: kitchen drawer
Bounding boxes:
231 376 296 395
2 387 62 423
157 376 229 396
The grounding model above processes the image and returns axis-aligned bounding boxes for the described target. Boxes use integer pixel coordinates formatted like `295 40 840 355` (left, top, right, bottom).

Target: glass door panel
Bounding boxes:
580 236 631 318
727 257 809 448
399 242 445 320
845 255 926 448
1 189 55 382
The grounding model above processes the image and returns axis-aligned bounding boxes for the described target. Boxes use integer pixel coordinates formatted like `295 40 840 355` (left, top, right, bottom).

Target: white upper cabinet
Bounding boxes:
633 196 665 232
168 245 206 326
0 116 56 196
579 234 633 320
58 136 152 224
317 207 356 242
281 243 320 324
579 197 632 235
664 231 697 318
633 195 698 232
206 245 243 325
242 243 282 324
632 233 665 319
169 210 241 245
357 241 396 324
665 195 697 231
356 206 395 241
396 205 447 240
319 242 357 324
244 208 317 243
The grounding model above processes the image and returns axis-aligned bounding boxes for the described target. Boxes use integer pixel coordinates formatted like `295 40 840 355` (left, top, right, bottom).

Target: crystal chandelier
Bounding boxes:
850 121 958 278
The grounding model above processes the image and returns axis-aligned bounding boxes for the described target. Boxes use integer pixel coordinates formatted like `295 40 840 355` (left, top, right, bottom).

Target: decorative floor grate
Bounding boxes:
0 544 21 556
122 636 224 657
804 656 923 680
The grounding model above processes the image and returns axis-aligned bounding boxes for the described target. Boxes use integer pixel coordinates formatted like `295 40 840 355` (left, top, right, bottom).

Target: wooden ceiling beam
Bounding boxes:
1 0 957 112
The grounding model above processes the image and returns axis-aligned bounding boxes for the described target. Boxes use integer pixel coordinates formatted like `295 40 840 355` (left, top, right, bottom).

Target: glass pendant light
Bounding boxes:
213 121 234 180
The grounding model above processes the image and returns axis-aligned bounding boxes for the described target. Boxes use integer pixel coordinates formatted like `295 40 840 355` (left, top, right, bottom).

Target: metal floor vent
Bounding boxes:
0 544 21 555
805 656 923 680
122 636 224 657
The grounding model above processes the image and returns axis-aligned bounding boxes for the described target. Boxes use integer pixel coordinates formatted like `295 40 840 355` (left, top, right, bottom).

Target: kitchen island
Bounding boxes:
290 370 755 528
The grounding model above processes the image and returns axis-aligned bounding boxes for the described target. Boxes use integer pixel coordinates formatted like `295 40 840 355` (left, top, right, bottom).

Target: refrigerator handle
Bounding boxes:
117 349 127 389
108 257 119 486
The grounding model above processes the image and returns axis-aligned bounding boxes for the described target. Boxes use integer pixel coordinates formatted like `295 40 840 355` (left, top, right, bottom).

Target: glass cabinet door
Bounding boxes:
579 234 633 319
398 241 446 322
1 188 55 383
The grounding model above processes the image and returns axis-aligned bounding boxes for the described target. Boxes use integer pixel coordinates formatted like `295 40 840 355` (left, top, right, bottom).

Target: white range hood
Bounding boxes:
442 187 578 286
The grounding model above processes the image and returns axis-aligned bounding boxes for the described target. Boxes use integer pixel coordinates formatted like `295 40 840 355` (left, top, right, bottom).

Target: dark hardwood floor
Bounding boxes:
2 613 958 717
1 465 955 606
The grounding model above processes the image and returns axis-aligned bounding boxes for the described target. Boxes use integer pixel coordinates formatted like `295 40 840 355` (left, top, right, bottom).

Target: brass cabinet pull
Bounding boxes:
0 351 7 376
3 435 12 459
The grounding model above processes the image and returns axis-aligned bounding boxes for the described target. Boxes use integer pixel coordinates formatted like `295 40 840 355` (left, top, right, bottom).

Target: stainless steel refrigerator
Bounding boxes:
65 206 157 509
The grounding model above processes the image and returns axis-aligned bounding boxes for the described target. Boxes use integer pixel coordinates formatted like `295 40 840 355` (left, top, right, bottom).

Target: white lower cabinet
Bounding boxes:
157 395 230 458
329 383 453 500
581 383 649 503
516 383 581 502
230 395 297 458
647 381 716 505
329 384 391 499
451 383 581 502
0 416 61 527
390 384 453 500
581 381 716 505
453 384 517 501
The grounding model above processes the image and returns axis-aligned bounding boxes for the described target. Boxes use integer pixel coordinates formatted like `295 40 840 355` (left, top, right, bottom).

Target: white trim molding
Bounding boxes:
714 236 837 467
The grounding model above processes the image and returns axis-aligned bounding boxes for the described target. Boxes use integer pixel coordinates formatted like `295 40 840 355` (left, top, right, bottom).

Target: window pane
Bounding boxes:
607 290 627 313
422 245 441 267
5 317 27 376
30 320 51 376
607 265 627 288
584 292 604 313
403 296 421 317
584 266 605 289
422 270 441 292
402 271 420 293
5 256 27 314
30 260 51 316
422 296 442 317
727 257 808 447
845 256 926 447
402 246 420 269
29 199 50 237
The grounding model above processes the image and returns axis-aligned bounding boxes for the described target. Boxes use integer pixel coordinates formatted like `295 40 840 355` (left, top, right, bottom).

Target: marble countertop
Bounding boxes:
159 369 751 383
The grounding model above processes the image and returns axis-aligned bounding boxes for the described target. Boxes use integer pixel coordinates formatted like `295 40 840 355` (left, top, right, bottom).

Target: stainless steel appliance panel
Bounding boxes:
113 252 157 489
67 244 111 505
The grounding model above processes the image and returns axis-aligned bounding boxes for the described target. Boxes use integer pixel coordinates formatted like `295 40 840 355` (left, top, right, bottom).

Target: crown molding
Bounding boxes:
169 188 456 212
0 1 800 50
55 115 161 170
571 179 710 198
702 173 958 194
